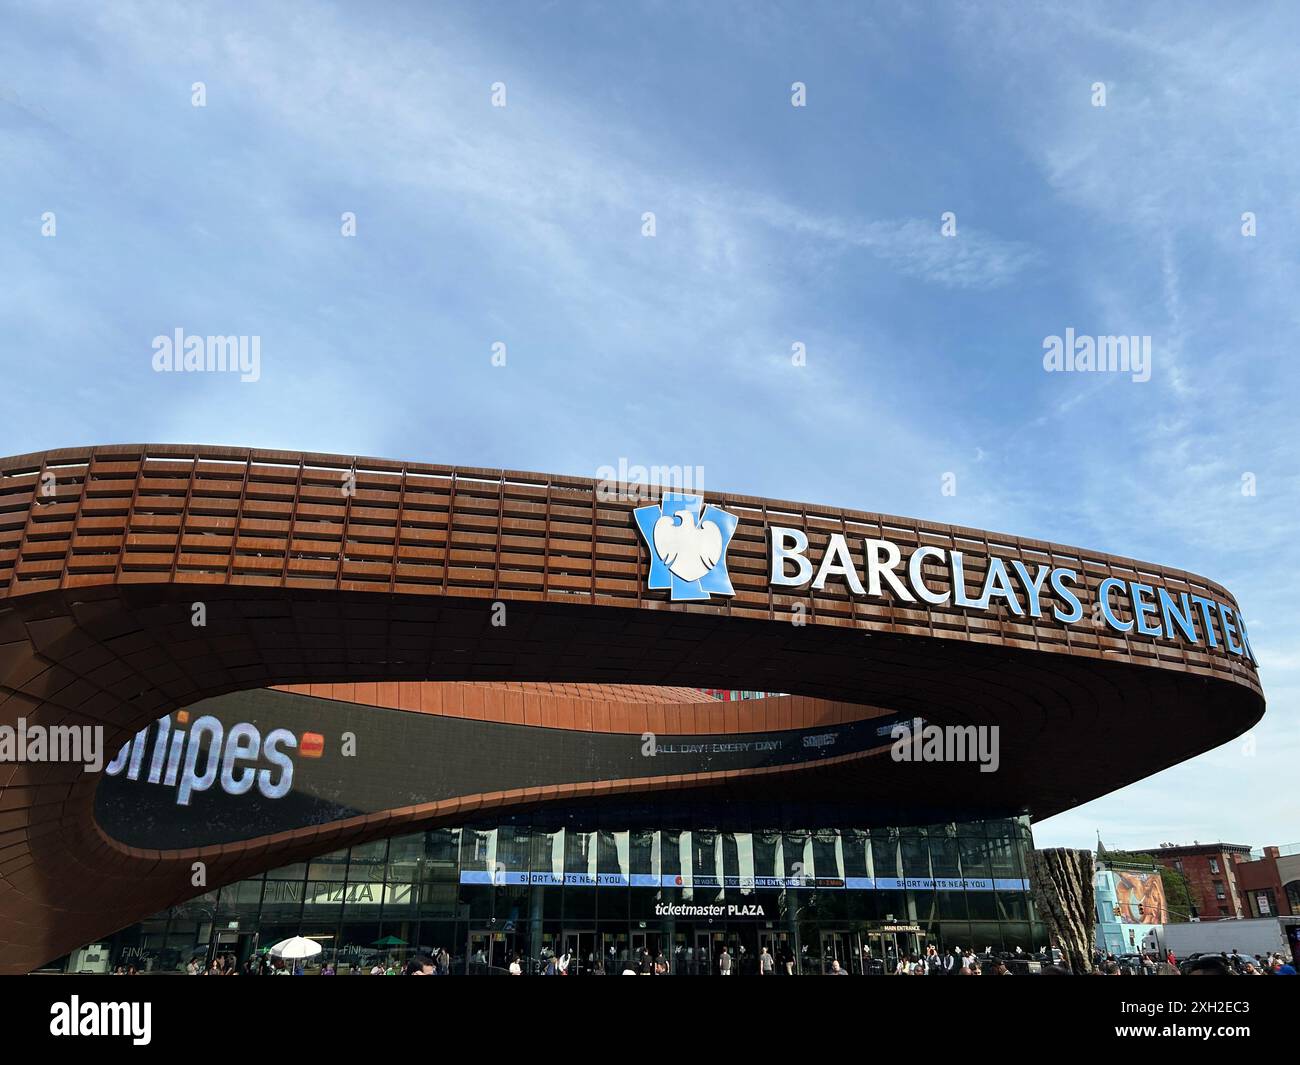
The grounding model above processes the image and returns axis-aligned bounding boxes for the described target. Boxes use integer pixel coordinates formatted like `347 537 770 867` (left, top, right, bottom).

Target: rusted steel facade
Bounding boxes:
0 444 1264 971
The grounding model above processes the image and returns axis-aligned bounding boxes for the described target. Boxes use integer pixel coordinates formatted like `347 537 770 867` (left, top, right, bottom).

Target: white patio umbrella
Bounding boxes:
269 936 323 963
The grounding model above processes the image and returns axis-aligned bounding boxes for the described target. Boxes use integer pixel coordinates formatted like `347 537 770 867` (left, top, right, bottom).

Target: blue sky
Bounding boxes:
1 0 1296 851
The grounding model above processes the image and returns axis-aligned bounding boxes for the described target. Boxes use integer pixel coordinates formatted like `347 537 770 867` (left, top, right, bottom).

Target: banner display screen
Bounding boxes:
94 689 906 850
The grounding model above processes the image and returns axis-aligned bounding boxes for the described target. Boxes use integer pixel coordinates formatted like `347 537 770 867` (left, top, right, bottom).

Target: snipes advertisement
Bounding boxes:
94 688 906 850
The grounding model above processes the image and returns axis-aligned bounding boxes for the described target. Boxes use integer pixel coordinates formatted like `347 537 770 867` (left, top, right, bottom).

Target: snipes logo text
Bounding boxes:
105 713 318 806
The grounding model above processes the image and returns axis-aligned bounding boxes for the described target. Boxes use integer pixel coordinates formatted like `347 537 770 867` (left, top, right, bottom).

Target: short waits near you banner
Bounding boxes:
458 871 1032 890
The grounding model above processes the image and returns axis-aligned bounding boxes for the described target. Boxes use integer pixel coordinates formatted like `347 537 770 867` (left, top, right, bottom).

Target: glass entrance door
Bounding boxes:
819 930 851 974
495 932 516 972
560 929 597 975
467 929 515 974
867 931 898 973
669 932 690 975
209 929 240 973
734 926 759 975
696 930 736 975
903 930 927 964
693 931 716 975
630 931 662 973
758 931 792 975
467 931 491 974
865 929 926 973
536 928 561 973
598 930 627 975
845 932 866 974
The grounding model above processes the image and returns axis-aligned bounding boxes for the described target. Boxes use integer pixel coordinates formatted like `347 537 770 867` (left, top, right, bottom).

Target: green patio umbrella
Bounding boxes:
372 935 408 947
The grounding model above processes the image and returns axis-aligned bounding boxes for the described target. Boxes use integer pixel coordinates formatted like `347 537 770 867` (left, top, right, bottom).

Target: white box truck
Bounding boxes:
1161 917 1288 960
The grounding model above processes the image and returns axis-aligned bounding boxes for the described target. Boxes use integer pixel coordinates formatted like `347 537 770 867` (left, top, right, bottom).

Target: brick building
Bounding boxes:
1143 843 1254 920
1236 845 1300 918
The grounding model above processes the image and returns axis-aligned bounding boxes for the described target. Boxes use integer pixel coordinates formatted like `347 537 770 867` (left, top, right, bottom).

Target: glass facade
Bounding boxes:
698 690 784 702
61 810 1044 974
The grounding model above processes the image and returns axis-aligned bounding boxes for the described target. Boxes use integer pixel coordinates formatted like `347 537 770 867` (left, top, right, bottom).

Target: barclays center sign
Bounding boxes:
636 493 1256 663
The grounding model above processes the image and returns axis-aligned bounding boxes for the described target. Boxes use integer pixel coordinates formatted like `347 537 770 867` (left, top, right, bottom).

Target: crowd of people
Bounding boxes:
1091 947 1297 976
143 940 1298 976
502 942 1045 975
886 945 1020 975
178 953 302 976
170 949 457 975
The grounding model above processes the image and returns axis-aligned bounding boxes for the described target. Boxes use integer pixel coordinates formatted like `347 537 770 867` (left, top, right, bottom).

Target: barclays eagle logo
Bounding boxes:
634 492 738 601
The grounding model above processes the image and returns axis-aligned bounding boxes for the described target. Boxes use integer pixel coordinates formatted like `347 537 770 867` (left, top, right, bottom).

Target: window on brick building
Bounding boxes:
1214 880 1226 899
1209 858 1220 874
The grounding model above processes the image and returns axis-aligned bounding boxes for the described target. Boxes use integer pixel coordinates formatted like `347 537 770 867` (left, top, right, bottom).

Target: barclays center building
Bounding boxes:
0 446 1265 974
69 684 1043 975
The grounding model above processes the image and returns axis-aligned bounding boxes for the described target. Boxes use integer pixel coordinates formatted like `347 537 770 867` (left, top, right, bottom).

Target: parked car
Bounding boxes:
1177 952 1251 975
